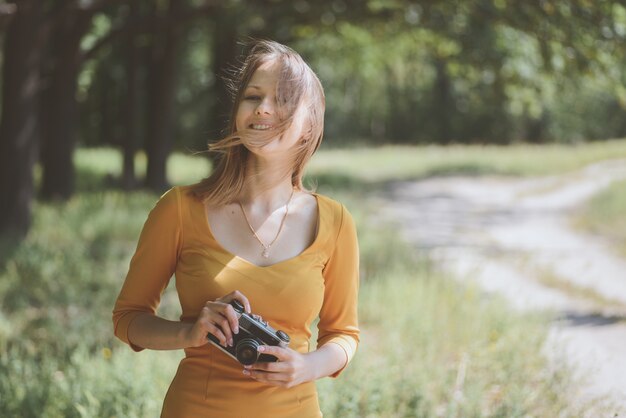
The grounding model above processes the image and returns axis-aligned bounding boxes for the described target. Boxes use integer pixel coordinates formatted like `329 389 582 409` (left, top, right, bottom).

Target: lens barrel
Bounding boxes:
236 338 260 365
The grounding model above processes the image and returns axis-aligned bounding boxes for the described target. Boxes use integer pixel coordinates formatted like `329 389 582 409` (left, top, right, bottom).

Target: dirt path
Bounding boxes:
376 159 626 414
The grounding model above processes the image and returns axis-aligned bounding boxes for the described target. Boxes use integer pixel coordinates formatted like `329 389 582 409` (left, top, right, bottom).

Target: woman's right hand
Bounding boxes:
185 290 251 348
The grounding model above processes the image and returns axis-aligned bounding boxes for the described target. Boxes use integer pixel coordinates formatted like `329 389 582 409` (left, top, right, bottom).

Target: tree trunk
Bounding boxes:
212 6 238 133
145 0 184 192
121 1 139 190
39 10 92 200
0 1 43 238
207 4 239 167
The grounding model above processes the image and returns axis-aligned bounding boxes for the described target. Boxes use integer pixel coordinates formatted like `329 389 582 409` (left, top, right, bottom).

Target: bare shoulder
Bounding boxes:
305 192 346 216
204 200 239 227
291 191 318 217
289 192 318 228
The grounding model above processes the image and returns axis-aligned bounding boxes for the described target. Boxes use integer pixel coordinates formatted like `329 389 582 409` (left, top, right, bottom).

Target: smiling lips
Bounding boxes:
250 124 273 130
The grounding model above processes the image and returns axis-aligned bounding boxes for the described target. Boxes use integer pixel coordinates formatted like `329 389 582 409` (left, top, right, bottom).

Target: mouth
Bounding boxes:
250 124 273 131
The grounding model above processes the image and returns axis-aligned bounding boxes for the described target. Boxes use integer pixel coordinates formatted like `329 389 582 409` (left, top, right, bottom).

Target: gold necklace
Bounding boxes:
238 189 294 258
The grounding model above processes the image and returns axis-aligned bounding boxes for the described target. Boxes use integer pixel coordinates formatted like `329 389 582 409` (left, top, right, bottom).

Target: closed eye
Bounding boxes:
244 95 261 101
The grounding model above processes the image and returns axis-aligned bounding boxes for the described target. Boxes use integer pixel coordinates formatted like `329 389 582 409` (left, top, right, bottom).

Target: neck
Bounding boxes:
239 155 296 211
239 181 294 209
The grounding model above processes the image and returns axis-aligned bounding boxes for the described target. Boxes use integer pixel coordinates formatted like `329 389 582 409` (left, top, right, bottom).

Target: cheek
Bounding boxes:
235 107 249 131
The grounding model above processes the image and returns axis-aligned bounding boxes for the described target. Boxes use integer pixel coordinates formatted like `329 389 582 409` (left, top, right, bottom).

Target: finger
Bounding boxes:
225 290 251 314
206 323 227 346
198 307 225 342
245 369 298 388
210 312 233 346
257 345 290 361
223 304 240 335
204 302 235 343
244 369 289 383
246 361 288 373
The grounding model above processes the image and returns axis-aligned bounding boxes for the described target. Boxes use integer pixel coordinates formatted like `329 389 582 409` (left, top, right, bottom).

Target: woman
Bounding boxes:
112 39 359 418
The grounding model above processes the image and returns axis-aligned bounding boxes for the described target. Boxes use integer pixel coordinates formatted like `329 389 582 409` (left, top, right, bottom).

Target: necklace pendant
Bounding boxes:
239 189 294 261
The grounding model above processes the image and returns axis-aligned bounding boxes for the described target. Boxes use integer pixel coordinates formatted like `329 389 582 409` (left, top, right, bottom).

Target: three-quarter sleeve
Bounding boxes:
317 204 360 378
112 187 183 351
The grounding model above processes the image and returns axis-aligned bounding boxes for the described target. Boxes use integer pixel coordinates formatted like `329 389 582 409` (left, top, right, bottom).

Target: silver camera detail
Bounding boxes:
206 300 291 365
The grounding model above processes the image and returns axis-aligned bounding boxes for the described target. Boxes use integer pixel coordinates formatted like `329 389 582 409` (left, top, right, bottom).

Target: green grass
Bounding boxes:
574 178 626 258
306 139 626 183
318 277 578 417
2 144 619 417
72 138 626 192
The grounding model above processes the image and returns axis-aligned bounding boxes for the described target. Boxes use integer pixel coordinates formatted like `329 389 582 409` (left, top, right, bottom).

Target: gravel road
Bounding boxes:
376 159 626 415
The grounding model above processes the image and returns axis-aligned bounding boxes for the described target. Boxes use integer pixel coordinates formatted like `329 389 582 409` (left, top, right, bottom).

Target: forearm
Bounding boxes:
127 313 193 350
306 343 348 380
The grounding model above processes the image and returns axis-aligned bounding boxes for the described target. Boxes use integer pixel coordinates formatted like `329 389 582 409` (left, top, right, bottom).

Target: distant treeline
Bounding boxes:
1 0 625 238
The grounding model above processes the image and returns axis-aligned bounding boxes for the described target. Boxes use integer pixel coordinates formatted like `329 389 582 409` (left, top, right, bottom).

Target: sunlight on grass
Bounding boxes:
73 138 626 191
307 139 626 182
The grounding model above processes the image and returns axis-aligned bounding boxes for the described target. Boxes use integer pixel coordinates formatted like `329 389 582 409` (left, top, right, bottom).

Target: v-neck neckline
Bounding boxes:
199 193 322 269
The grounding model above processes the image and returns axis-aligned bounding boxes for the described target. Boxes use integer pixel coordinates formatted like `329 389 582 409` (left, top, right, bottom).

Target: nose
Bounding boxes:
255 98 273 115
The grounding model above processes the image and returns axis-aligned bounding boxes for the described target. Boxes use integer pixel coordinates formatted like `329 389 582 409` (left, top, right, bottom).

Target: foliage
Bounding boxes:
293 7 626 144
69 0 626 150
4 0 626 240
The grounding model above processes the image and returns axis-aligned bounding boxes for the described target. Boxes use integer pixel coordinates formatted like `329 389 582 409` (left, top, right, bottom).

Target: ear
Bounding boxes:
301 114 313 142
300 126 313 144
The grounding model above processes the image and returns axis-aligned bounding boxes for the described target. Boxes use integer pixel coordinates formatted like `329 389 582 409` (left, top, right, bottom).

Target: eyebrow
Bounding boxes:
246 85 261 90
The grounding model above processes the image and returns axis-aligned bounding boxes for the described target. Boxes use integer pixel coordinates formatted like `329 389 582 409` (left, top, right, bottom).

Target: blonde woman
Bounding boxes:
112 39 359 417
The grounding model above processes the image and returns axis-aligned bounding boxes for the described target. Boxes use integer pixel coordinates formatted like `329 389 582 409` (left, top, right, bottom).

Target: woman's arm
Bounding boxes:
112 188 183 351
314 204 360 376
113 189 252 352
305 343 348 380
127 291 252 350
127 313 193 350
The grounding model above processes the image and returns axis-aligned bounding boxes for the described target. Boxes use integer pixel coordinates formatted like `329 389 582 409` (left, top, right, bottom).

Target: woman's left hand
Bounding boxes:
242 345 315 388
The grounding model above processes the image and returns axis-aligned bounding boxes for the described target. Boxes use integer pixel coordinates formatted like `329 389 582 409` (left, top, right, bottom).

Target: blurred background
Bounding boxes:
1 1 626 417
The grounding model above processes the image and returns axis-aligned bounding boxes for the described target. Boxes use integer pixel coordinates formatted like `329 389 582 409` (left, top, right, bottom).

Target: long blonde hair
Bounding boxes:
191 39 325 205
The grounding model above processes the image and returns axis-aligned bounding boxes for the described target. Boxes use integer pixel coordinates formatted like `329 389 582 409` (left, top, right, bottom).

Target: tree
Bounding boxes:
0 1 44 237
144 0 187 192
39 2 96 200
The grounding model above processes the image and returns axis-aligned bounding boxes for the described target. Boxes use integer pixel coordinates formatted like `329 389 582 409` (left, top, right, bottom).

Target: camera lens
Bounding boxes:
276 330 290 344
236 338 260 365
230 300 244 313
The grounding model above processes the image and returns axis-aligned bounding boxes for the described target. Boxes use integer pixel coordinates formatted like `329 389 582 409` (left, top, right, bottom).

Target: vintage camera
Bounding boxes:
206 300 291 366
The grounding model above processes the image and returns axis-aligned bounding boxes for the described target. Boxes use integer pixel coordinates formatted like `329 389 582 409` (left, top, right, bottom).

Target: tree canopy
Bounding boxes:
1 0 625 237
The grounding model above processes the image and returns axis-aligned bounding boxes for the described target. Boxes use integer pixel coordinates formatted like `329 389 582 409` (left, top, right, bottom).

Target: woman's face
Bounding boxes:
235 60 307 156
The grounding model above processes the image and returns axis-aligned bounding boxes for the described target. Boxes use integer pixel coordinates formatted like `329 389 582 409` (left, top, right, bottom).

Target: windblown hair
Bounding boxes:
191 39 326 206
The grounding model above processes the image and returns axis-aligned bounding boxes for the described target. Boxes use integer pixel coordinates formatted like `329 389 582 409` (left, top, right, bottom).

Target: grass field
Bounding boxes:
4 141 625 417
73 138 626 191
307 139 626 182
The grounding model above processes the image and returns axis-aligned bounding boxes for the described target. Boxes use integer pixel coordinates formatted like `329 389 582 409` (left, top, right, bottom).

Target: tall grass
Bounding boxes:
0 146 608 417
0 189 181 417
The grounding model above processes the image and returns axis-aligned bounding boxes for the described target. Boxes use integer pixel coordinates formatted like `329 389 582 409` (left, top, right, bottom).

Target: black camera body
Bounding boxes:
207 300 291 366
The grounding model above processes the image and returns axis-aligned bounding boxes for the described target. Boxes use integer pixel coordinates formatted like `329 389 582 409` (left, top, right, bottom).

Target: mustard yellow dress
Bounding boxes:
112 186 360 418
